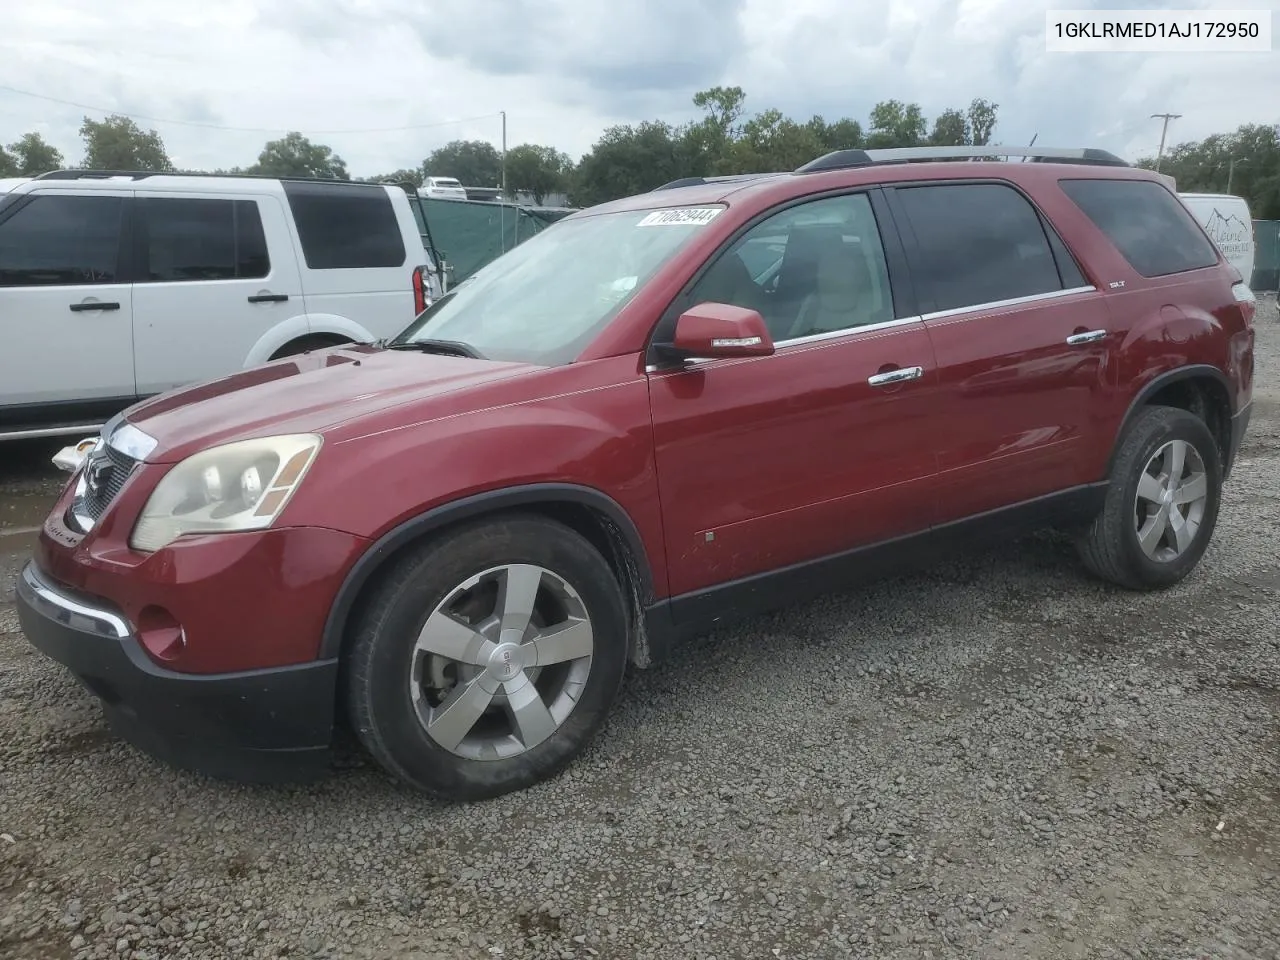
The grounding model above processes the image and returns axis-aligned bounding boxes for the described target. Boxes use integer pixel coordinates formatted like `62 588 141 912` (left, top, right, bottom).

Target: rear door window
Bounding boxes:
0 194 126 287
283 182 406 270
1059 178 1219 277
894 182 1066 312
138 197 271 282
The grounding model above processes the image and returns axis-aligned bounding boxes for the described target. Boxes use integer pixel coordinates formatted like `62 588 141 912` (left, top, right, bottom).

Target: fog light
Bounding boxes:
137 605 185 663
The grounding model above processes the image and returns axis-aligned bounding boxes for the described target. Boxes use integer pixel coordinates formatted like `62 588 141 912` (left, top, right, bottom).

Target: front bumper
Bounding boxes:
16 560 338 783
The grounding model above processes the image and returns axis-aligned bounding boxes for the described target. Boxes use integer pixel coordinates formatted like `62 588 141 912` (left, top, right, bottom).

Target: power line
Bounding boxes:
0 83 502 136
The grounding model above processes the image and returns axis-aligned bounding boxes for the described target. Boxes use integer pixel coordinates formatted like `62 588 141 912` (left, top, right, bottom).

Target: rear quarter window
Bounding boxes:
283 181 406 270
1059 178 1219 278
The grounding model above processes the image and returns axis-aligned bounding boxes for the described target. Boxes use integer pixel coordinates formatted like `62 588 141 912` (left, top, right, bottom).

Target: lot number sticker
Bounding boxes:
637 207 722 227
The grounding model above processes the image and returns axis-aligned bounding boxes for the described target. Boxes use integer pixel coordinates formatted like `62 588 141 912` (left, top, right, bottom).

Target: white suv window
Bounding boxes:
0 194 125 287
138 197 271 282
283 181 407 270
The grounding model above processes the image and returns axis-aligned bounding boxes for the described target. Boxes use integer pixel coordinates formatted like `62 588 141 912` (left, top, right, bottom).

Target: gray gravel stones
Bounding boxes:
1 296 1278 959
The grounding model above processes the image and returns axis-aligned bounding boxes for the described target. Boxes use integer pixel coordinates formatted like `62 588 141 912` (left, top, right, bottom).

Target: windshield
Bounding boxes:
392 204 725 365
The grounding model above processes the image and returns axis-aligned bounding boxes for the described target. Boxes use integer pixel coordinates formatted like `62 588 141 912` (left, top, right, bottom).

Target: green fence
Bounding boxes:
1255 220 1279 292
415 198 574 288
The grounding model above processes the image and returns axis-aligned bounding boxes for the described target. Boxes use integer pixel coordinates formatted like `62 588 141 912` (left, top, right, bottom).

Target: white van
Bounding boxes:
422 176 468 201
1179 192 1255 283
0 170 444 440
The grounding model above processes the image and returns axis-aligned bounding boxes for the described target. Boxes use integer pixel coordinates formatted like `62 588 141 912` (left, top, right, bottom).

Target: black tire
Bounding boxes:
344 515 629 801
269 335 351 360
1077 406 1222 590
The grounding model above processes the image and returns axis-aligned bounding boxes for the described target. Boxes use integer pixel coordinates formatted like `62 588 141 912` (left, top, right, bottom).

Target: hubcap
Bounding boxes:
1133 439 1209 562
409 564 593 760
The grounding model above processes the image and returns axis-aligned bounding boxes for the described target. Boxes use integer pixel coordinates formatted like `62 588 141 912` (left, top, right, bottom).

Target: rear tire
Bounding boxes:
344 515 629 801
1077 406 1221 590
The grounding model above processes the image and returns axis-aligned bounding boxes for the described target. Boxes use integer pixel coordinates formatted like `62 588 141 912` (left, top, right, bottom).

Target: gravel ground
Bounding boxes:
2 295 1278 960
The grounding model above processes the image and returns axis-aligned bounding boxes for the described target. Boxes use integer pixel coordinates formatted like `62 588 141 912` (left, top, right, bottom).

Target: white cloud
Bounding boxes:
1 0 1275 178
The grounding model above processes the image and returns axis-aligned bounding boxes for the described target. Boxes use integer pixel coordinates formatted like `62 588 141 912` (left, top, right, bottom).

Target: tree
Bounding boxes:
363 168 424 188
1137 122 1280 219
80 115 171 171
966 98 999 147
0 143 16 177
504 144 572 204
866 100 927 149
728 109 825 173
7 132 65 175
929 108 969 146
422 140 502 187
806 116 864 153
247 132 348 179
682 85 749 174
571 121 686 207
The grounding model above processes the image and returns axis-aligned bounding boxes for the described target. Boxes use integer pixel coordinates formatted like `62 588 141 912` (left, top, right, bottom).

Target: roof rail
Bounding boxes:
651 172 783 191
34 169 369 185
795 146 1130 174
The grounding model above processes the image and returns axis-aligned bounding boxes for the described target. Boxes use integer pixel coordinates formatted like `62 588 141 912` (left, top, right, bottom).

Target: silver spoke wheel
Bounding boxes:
409 563 593 760
1133 438 1208 562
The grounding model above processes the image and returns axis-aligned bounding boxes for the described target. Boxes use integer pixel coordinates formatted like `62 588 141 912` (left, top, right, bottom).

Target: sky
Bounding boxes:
1 0 1277 178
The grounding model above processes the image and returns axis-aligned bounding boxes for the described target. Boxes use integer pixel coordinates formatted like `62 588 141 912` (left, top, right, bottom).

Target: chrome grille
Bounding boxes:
68 442 139 532
81 445 137 520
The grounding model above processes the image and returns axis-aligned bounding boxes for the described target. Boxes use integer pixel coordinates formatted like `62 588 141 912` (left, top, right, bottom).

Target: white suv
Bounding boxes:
0 171 444 441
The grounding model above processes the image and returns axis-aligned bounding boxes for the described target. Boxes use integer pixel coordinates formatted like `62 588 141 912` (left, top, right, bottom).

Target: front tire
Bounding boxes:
1077 406 1222 590
344 515 629 801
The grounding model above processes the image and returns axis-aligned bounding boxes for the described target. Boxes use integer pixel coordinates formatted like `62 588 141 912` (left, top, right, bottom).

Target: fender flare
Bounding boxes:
243 314 378 367
318 483 657 660
1106 363 1234 474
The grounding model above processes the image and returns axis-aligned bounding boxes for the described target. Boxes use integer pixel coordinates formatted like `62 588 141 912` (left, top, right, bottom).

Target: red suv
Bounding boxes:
17 146 1257 801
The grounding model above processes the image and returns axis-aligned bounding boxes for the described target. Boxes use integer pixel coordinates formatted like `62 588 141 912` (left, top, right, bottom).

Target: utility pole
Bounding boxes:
1150 113 1181 171
500 110 507 199
1227 157 1247 194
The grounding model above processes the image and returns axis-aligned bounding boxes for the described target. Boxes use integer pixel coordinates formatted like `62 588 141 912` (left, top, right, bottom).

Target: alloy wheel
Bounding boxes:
408 564 594 760
1133 439 1209 562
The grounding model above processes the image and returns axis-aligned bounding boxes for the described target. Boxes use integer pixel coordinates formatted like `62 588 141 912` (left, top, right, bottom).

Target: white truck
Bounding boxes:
1179 192 1256 285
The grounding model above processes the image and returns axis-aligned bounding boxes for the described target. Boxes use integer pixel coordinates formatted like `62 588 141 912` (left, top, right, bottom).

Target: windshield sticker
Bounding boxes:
637 207 722 227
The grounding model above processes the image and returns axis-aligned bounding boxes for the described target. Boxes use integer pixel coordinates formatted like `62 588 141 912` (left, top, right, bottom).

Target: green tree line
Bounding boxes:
0 89 996 205
1136 123 1280 219
4 90 1277 219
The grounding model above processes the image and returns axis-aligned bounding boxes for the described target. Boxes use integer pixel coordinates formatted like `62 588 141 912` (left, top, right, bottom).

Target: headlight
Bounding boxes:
129 434 322 552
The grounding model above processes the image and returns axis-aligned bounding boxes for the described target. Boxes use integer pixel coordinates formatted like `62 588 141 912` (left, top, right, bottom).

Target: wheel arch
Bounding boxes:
243 313 375 367
1108 364 1234 476
319 483 660 667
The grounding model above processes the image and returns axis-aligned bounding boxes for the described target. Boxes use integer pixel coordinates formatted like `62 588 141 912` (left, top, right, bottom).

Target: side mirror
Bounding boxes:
664 302 775 361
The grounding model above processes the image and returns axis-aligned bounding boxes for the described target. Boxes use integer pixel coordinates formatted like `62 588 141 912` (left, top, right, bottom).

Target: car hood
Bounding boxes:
120 345 539 463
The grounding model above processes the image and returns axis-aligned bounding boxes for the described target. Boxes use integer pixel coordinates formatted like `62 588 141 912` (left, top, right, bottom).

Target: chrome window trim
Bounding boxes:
18 562 132 640
920 285 1097 322
644 286 1100 374
644 314 926 373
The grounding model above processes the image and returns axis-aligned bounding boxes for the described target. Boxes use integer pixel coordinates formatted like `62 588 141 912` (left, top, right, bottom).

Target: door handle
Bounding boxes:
69 301 120 312
867 365 924 387
1066 329 1107 345
247 293 289 303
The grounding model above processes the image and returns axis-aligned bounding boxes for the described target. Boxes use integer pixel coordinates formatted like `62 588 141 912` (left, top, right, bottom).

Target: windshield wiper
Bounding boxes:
384 338 485 359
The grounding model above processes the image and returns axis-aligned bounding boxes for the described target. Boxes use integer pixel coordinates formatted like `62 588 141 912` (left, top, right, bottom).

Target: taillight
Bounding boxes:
1232 281 1256 327
412 265 428 314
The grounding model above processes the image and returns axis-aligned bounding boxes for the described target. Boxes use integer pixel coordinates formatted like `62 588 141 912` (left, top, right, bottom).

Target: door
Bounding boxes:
888 181 1113 523
0 190 136 416
647 191 941 599
131 193 303 394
